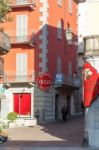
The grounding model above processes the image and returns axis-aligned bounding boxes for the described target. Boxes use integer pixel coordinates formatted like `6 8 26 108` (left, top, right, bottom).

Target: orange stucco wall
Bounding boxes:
0 0 78 82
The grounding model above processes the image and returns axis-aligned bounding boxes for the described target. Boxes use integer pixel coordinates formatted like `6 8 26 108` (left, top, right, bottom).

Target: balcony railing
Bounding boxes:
0 31 11 54
55 73 81 88
3 71 35 83
10 34 36 46
9 0 36 9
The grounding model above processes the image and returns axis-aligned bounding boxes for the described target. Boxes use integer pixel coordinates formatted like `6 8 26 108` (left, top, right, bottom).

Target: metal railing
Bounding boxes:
64 76 81 87
0 31 11 51
55 73 81 88
3 71 35 83
8 34 36 46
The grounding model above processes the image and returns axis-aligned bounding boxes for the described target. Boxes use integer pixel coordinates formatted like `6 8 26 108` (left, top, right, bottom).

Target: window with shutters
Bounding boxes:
57 20 62 39
16 15 28 42
68 61 72 77
68 61 72 83
68 0 73 14
16 53 28 81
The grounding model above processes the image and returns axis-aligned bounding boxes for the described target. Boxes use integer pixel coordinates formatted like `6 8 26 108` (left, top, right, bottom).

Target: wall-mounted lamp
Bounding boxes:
65 28 78 46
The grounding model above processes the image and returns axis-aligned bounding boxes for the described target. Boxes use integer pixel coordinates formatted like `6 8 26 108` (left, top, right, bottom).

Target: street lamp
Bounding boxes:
65 28 78 46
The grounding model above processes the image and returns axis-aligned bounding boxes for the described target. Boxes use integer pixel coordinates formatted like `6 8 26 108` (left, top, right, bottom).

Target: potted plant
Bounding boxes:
7 112 18 128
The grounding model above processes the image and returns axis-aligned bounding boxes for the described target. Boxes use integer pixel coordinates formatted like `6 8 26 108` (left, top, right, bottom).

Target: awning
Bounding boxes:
0 93 6 99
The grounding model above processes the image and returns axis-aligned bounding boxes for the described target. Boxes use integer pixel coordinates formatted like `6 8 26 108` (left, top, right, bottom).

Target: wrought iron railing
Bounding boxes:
0 31 11 52
55 73 81 88
8 34 36 46
4 71 35 83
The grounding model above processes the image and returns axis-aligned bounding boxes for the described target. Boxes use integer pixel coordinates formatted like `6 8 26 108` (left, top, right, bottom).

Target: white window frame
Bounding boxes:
16 53 28 81
16 14 28 42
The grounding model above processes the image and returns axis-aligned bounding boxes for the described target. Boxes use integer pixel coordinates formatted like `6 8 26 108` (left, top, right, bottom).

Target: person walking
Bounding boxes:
61 105 67 122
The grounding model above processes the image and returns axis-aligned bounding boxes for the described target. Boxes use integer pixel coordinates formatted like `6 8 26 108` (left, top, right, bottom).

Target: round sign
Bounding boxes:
37 73 51 91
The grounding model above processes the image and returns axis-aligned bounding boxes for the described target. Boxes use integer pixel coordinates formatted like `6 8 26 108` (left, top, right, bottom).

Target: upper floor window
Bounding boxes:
16 53 28 81
68 0 73 14
57 0 62 6
68 61 72 77
16 14 28 42
16 0 27 4
57 56 62 73
85 38 99 51
57 20 62 40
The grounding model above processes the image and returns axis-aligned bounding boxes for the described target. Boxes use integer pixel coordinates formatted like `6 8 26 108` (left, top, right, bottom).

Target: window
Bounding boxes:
85 38 99 51
16 53 28 81
68 0 73 14
57 20 62 39
57 0 62 6
16 0 27 4
16 14 28 42
57 57 62 73
68 61 72 77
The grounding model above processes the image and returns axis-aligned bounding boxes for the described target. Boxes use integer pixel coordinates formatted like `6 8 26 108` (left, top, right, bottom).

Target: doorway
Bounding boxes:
13 93 31 117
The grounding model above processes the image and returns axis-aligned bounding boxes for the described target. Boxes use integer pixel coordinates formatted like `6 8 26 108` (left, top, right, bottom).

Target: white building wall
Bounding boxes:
78 0 99 38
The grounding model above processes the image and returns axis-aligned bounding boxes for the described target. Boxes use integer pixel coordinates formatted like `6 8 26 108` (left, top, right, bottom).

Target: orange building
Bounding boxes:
0 0 80 125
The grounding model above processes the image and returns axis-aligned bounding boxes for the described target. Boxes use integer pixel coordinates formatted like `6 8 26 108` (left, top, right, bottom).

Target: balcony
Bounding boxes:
84 35 99 57
0 31 11 54
9 0 36 10
54 73 81 88
10 34 36 47
3 71 35 84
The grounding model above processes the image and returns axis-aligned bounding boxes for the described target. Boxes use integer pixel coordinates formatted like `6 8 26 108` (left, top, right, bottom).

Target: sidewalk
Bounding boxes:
1 115 84 147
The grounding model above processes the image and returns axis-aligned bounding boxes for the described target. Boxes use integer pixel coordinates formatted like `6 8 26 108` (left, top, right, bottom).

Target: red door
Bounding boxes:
14 93 31 116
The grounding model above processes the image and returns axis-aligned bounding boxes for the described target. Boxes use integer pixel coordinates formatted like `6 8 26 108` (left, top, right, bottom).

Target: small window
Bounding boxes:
57 20 62 40
86 39 93 51
85 38 99 51
68 0 73 14
57 0 62 6
57 57 62 73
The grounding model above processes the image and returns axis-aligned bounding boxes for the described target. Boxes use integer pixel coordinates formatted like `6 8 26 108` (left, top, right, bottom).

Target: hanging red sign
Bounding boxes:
37 73 51 91
83 62 99 108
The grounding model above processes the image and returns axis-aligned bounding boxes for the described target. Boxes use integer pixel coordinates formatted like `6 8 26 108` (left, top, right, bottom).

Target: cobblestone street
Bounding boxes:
1 115 84 148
